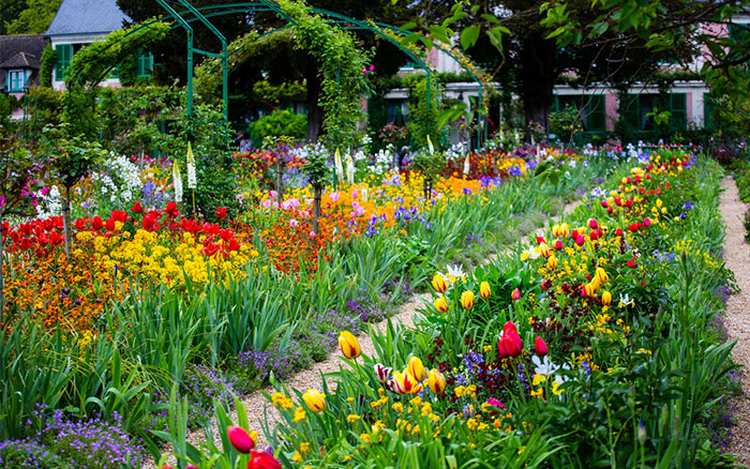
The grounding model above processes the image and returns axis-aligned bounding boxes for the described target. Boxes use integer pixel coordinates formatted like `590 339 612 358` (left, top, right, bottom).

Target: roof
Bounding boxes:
46 0 131 37
0 52 40 69
0 35 46 68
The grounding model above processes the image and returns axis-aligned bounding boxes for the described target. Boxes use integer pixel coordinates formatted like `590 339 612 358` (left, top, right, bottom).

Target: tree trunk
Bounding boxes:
306 64 323 142
276 159 284 205
519 31 557 139
312 185 322 235
62 185 72 260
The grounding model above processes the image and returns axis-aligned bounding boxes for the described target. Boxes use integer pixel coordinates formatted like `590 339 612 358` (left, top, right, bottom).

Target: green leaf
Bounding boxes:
460 25 481 50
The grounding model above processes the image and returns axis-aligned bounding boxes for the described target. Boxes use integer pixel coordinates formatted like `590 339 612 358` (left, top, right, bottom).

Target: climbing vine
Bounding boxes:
194 28 294 99
65 20 169 90
279 0 372 150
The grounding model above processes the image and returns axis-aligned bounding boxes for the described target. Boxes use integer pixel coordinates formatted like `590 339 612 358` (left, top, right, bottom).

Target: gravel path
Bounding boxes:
145 198 582 466
720 176 750 464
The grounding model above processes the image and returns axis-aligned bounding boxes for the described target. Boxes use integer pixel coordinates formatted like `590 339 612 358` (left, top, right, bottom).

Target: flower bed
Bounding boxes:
211 150 736 467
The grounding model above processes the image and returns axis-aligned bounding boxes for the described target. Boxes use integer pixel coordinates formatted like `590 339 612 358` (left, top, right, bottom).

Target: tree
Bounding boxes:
398 0 710 135
5 0 61 34
0 0 26 35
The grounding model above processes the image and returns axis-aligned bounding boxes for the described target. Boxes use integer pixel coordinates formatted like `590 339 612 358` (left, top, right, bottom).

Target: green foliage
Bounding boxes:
156 104 239 220
65 20 169 90
4 0 60 34
406 76 441 150
549 104 583 143
39 45 55 88
194 29 294 99
20 86 63 136
278 0 372 150
0 93 13 130
42 125 107 188
61 89 98 138
249 109 307 145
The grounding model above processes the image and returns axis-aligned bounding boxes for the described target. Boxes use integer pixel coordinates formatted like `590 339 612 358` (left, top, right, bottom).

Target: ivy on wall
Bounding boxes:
64 20 169 90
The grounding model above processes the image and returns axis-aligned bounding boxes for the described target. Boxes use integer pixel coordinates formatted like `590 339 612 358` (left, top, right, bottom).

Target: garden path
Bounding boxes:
227 199 583 448
720 176 750 464
145 199 581 467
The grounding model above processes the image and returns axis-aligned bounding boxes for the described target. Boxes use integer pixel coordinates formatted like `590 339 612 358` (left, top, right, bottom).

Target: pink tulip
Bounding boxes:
227 426 254 454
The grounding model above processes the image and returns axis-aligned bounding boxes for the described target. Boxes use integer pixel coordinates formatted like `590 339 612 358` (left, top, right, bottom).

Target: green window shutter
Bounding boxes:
620 94 639 130
585 95 606 132
137 51 154 77
669 93 687 131
704 93 713 130
553 95 560 112
54 44 72 81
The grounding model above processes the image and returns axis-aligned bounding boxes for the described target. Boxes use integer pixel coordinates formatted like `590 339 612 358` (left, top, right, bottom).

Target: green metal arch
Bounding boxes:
106 1 486 146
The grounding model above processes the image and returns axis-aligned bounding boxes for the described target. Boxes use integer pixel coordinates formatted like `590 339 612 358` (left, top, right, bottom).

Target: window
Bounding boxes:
54 44 73 81
553 94 606 132
620 93 687 132
704 92 714 130
137 50 154 77
7 69 27 92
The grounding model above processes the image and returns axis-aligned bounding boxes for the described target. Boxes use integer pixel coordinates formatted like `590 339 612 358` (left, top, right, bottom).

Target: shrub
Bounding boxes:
249 109 307 146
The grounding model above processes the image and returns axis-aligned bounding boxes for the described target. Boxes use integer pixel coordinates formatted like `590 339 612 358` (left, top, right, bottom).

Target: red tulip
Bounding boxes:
642 218 652 227
91 216 104 231
227 425 255 454
600 200 609 208
215 207 228 219
511 288 521 301
131 201 143 214
553 239 563 250
615 228 623 237
186 465 199 469
535 235 546 245
247 450 281 469
498 321 523 358
486 397 506 409
575 235 585 246
628 223 640 233
588 218 599 230
534 336 548 356
626 258 637 269
161 465 173 469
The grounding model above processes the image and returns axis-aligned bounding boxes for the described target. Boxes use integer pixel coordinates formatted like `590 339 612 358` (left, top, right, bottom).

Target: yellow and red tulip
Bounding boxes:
431 273 448 293
391 370 422 394
434 296 449 313
460 290 475 310
338 330 361 359
480 281 491 299
427 368 447 395
302 389 326 413
407 356 426 381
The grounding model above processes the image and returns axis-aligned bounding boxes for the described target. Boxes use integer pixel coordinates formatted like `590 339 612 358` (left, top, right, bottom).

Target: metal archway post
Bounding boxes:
155 0 230 121
155 0 195 117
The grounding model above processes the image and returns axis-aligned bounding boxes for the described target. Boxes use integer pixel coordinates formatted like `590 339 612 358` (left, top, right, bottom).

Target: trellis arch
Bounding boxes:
84 0 489 147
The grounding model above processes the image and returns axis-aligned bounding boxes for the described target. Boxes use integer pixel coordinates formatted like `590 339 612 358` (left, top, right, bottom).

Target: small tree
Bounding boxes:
42 125 106 259
411 136 445 200
302 146 329 234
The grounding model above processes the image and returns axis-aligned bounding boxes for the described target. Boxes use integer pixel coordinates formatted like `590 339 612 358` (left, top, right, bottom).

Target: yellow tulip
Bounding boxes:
302 389 326 413
594 267 609 284
460 290 475 310
431 274 448 293
427 368 447 395
479 281 491 299
434 296 449 313
602 290 612 306
546 255 558 270
407 356 426 381
338 330 361 359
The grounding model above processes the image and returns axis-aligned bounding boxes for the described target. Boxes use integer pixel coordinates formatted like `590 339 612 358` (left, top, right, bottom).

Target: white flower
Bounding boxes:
172 160 183 203
186 142 197 190
532 355 560 376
